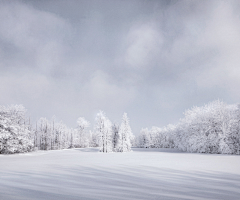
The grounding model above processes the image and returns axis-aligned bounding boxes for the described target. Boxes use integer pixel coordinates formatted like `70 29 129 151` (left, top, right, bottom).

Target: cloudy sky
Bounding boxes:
1 0 240 133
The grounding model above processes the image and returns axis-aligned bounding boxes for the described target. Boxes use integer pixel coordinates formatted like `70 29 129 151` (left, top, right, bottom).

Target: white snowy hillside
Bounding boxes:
0 147 240 200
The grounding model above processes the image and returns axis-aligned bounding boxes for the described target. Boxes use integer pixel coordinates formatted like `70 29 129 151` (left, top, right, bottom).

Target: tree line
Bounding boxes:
137 100 240 154
0 105 134 154
2 100 240 155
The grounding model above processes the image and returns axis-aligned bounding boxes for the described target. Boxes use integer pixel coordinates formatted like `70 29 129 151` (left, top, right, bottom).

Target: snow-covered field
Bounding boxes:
0 148 240 200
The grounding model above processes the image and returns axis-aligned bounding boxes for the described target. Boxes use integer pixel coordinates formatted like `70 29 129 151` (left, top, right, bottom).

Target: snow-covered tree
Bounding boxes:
112 123 119 151
137 125 176 149
175 100 238 154
88 130 98 147
139 100 240 155
116 113 133 152
138 128 150 148
0 105 33 154
34 117 73 150
95 111 113 153
77 117 90 147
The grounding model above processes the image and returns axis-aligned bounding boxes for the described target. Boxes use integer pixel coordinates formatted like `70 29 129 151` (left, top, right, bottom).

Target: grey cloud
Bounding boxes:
1 0 240 133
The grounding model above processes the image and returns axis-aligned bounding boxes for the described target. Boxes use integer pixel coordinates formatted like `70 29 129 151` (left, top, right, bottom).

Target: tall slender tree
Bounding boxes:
77 117 90 147
95 111 113 153
112 123 119 151
117 113 133 152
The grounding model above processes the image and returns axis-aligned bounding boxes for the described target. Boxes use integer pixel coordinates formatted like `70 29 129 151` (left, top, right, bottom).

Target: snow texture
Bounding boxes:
0 147 240 200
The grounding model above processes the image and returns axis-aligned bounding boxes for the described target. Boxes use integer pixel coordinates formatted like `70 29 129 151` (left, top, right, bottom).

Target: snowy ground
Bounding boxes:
0 148 240 200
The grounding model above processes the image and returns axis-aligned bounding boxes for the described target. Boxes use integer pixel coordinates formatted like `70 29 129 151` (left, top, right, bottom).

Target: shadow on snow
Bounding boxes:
1 166 240 200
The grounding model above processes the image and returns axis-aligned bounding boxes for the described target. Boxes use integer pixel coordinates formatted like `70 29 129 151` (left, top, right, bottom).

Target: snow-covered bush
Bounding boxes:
0 105 33 154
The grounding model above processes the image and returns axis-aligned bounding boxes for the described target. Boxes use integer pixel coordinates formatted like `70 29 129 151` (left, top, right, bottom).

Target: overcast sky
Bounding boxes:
1 0 240 133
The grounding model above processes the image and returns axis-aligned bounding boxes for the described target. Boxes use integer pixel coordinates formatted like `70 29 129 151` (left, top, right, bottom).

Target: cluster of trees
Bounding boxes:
137 100 240 154
96 111 134 153
3 100 240 155
0 105 134 154
33 117 97 150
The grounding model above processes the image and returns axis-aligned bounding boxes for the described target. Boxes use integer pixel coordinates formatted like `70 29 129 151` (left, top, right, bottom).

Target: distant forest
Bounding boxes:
1 100 240 154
